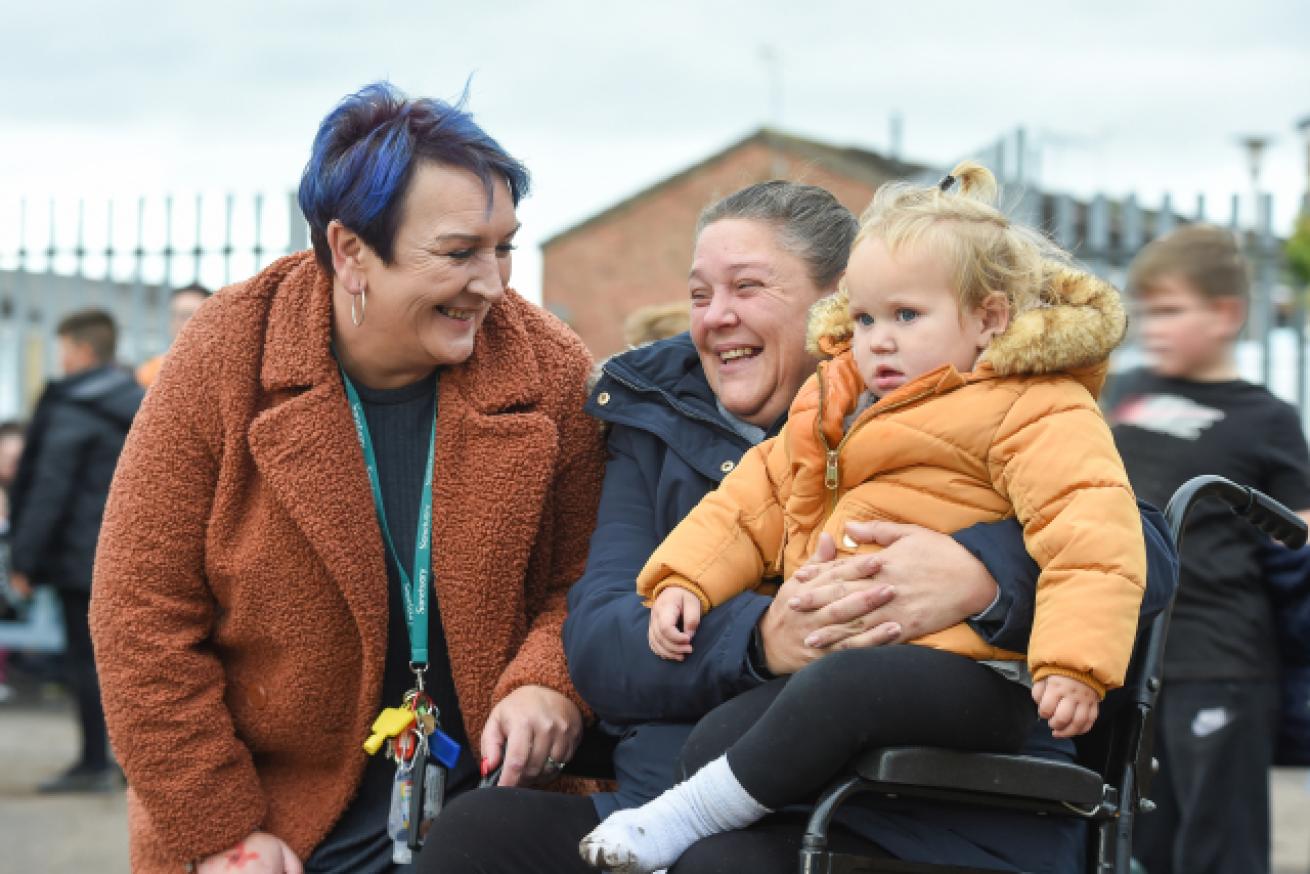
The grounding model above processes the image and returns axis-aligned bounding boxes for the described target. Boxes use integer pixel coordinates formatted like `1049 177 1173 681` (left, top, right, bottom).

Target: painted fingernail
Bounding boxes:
480 757 490 777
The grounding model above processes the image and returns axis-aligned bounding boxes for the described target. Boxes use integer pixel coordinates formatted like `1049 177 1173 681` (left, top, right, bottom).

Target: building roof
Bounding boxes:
540 127 930 249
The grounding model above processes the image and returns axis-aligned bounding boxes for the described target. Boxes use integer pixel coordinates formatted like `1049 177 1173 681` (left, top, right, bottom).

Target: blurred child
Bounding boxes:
580 162 1147 874
1108 224 1310 874
135 282 212 388
8 310 142 791
622 300 691 349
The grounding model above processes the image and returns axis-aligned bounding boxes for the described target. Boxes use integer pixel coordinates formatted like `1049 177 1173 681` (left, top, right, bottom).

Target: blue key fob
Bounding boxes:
429 726 461 769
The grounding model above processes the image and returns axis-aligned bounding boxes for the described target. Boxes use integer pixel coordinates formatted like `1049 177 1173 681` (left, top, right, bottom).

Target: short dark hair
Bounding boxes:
298 81 531 275
56 308 117 363
171 282 212 300
1128 223 1250 303
0 420 23 440
696 181 858 289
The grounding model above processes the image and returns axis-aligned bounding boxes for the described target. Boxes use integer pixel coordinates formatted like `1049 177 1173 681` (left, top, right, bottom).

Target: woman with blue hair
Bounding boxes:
90 82 605 873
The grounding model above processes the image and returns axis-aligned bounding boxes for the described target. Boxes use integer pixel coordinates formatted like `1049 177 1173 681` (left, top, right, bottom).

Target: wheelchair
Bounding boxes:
796 475 1308 874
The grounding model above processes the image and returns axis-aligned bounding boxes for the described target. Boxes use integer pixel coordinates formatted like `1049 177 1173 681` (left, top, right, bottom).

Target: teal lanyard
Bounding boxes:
339 366 435 667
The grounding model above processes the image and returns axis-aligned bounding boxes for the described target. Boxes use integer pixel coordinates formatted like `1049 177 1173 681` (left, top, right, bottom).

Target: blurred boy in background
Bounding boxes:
1104 224 1310 874
8 310 143 791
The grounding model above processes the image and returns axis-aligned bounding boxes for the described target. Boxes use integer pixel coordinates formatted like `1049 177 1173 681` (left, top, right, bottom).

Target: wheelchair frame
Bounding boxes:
797 475 1308 874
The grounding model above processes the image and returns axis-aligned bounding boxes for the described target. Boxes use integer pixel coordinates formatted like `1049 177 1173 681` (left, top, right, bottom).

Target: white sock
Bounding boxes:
579 755 770 873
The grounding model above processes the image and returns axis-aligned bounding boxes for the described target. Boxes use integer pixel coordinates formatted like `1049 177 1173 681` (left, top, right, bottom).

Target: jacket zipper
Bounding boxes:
815 364 936 517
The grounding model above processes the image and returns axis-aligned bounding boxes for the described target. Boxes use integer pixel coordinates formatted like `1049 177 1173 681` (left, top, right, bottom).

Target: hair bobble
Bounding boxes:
938 174 956 192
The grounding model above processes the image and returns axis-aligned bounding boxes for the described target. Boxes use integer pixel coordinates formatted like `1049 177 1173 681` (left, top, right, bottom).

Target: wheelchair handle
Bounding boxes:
1164 475 1307 552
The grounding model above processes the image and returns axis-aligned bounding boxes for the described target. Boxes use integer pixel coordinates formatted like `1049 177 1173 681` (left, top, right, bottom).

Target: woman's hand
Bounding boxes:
480 684 583 788
793 521 999 649
759 533 897 675
759 521 1000 674
194 832 302 874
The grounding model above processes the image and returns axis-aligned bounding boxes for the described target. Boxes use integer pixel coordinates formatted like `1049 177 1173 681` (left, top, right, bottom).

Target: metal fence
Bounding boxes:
0 192 308 418
0 185 1305 420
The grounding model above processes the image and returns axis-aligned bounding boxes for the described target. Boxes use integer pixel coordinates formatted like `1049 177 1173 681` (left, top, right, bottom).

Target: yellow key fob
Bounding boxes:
364 707 417 755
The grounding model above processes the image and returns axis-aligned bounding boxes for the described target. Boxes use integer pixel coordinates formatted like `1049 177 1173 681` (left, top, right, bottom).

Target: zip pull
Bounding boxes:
825 450 840 491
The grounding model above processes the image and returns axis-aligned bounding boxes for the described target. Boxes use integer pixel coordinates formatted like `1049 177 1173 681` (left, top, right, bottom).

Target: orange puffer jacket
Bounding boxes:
638 268 1146 697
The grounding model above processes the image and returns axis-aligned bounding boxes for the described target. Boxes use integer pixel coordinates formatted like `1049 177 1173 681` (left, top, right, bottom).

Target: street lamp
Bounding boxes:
1238 135 1272 221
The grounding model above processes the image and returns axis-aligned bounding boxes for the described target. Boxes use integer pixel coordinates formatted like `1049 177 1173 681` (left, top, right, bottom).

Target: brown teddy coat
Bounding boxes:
89 251 604 871
638 267 1146 698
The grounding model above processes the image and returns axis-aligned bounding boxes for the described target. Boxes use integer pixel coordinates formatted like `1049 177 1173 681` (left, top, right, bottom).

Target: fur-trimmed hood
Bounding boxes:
806 263 1127 379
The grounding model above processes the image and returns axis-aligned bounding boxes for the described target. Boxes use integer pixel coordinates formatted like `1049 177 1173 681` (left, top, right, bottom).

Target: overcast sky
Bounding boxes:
1 0 1308 302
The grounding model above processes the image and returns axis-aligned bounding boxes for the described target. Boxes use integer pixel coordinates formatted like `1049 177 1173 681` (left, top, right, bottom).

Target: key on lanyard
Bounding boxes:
407 737 430 850
387 739 421 865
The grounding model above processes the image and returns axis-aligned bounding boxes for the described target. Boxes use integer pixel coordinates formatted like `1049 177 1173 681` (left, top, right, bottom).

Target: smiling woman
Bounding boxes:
688 182 853 429
327 162 522 385
89 82 605 874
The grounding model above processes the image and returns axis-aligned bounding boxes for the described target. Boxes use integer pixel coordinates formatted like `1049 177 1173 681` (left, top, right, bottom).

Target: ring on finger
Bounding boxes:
542 755 566 775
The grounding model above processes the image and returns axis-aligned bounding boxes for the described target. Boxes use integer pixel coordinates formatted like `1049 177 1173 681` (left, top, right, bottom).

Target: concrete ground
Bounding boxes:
1 686 1307 874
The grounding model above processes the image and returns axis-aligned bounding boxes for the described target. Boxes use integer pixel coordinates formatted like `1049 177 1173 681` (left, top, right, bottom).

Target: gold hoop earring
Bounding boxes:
350 284 367 327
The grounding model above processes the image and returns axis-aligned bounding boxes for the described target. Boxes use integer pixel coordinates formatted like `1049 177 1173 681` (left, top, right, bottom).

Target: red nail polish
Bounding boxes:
480 757 490 777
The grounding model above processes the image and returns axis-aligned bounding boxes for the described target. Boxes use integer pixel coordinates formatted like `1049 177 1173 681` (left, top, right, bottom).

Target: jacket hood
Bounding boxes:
589 333 775 483
983 266 1127 377
597 333 705 406
806 264 1127 378
63 366 145 430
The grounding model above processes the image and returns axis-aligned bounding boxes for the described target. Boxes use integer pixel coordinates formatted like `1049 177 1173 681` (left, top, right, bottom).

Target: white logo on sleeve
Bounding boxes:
1110 394 1225 440
1190 706 1233 738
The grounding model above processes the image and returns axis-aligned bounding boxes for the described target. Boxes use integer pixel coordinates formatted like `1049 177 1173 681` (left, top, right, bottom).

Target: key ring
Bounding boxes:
396 727 427 775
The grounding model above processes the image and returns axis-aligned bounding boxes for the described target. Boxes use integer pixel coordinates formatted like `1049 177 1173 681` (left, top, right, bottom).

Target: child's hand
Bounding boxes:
1032 676 1099 738
648 588 702 661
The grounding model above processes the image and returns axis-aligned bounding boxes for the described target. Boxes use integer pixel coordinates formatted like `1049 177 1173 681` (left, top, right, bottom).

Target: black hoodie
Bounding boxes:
9 365 144 589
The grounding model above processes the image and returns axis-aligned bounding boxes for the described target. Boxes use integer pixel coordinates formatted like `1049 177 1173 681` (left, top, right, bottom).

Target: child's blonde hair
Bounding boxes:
808 160 1126 375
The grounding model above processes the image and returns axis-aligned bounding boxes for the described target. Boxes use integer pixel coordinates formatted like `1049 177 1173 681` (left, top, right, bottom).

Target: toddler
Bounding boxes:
580 162 1147 873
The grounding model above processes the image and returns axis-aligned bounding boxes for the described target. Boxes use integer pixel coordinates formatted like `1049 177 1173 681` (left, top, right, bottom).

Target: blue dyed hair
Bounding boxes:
298 81 530 274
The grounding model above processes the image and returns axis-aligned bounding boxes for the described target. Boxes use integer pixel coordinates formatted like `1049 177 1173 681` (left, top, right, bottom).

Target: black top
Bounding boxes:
1105 369 1310 681
307 370 477 874
8 365 143 589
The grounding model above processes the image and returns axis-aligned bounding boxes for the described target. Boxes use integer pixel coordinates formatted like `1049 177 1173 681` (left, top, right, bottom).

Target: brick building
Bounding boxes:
541 128 927 358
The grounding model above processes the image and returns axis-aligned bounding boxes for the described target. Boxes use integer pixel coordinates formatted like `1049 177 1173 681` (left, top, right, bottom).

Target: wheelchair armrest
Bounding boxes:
852 746 1105 807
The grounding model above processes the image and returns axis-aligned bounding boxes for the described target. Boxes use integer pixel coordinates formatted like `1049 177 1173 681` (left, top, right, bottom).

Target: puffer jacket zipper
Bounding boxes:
814 363 936 517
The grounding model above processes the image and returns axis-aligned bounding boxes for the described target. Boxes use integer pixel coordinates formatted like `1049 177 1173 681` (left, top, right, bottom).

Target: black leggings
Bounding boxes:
416 647 1032 873
414 786 888 874
683 645 1037 808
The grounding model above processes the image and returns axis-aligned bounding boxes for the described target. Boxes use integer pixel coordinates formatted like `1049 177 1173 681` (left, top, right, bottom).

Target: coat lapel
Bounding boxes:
246 256 390 677
241 257 562 734
429 296 559 731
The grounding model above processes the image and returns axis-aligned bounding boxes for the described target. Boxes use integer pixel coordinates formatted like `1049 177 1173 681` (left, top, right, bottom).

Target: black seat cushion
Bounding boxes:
853 747 1105 806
